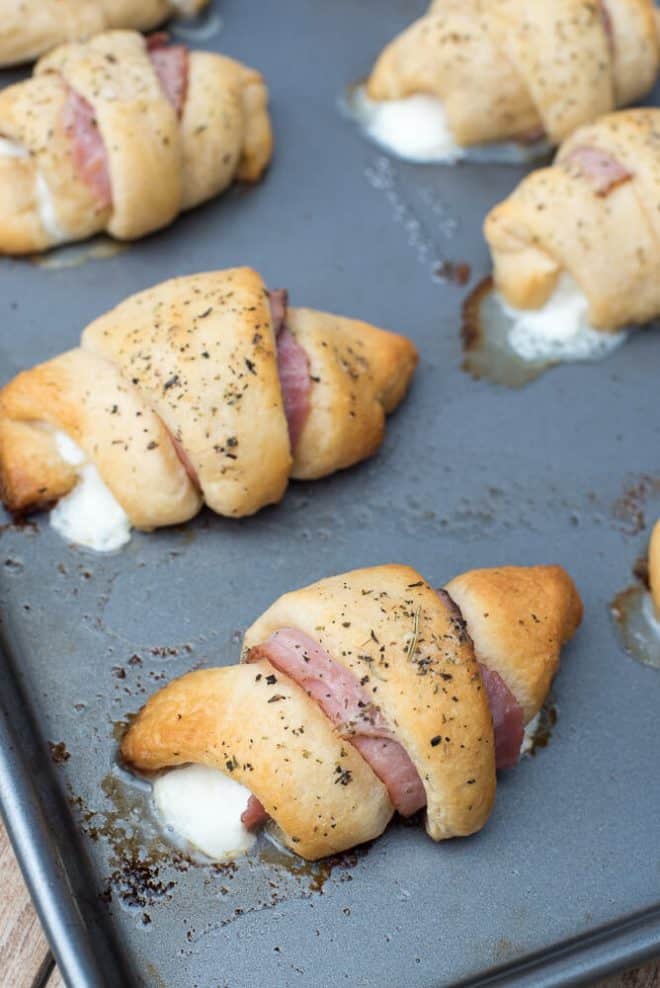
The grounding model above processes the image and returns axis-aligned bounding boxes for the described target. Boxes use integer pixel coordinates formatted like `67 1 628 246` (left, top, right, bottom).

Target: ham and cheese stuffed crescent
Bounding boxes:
0 268 418 528
485 108 660 329
0 0 207 67
0 30 271 254
121 564 583 860
366 0 659 149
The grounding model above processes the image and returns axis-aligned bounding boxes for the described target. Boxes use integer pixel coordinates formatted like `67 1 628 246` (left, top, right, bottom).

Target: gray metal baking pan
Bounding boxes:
1 1 659 986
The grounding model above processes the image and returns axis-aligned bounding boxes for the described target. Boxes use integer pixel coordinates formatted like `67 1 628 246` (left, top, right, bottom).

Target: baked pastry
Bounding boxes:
649 521 660 618
0 1 208 67
0 268 418 532
0 30 271 255
121 563 583 860
365 0 659 150
485 108 660 330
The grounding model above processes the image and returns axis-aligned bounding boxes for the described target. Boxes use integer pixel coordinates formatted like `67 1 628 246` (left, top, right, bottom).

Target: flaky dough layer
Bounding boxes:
445 566 583 722
122 564 582 859
0 0 208 67
0 268 417 526
485 108 660 328
121 661 394 861
367 0 658 147
0 31 271 254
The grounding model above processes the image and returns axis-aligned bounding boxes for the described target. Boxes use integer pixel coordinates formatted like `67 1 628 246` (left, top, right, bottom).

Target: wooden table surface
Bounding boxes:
0 823 657 988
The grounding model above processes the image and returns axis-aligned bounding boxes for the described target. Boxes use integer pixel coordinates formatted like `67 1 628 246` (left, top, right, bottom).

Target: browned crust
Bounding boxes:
120 661 393 861
445 565 583 722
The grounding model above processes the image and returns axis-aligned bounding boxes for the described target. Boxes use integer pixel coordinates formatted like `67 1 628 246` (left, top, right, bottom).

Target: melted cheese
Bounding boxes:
520 713 540 756
0 138 65 243
153 765 256 861
49 430 131 552
500 274 628 363
350 89 464 164
348 89 551 165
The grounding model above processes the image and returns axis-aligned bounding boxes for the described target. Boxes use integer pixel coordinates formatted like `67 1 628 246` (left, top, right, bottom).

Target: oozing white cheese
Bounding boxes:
520 713 540 756
350 88 464 164
49 430 131 552
0 137 65 243
35 171 66 244
500 274 628 363
0 137 28 159
153 765 257 861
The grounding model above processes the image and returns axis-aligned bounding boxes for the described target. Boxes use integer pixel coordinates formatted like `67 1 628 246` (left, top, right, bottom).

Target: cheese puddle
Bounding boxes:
502 274 627 363
49 431 131 552
462 274 628 387
611 585 660 670
153 765 256 861
347 88 551 165
0 138 66 244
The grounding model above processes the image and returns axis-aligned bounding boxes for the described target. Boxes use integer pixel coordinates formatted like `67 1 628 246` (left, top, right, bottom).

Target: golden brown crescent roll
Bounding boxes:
122 564 583 860
649 521 660 619
366 0 659 148
484 108 660 329
0 0 208 67
444 566 584 722
0 30 271 255
0 268 417 528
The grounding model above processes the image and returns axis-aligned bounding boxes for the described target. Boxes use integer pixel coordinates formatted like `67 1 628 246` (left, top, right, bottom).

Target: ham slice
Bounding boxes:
268 289 288 335
61 88 112 209
438 589 525 770
247 628 426 817
563 146 632 197
598 0 615 48
241 793 268 830
147 35 189 115
62 37 189 207
268 289 312 450
478 665 525 770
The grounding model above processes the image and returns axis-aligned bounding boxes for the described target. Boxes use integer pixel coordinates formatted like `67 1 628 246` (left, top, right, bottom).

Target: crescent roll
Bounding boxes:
366 0 659 148
121 563 583 860
485 108 660 329
0 268 418 529
0 2 208 67
0 30 271 255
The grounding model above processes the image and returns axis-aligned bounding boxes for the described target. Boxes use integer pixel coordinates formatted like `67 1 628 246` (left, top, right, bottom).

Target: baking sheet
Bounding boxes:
1 1 660 986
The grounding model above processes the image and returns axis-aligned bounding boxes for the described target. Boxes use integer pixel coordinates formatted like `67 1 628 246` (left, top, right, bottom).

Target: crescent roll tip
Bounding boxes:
485 107 660 329
121 664 394 861
445 565 583 723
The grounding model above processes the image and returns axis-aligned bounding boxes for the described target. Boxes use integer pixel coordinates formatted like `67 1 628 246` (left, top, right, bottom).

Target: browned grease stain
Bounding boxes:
525 697 558 755
611 475 660 536
69 754 370 923
435 260 471 285
461 277 554 388
48 740 71 764
29 237 127 270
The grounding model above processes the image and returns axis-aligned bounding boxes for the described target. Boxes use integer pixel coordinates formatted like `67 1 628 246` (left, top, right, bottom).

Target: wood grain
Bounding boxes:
0 821 657 988
0 823 51 988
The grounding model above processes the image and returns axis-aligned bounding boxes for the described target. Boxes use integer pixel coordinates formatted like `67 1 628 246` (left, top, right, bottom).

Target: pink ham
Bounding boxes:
61 88 112 209
563 146 632 197
248 628 426 817
61 36 188 209
598 0 615 48
437 588 525 770
268 289 312 450
147 35 189 115
241 794 268 830
478 665 525 771
268 289 288 335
